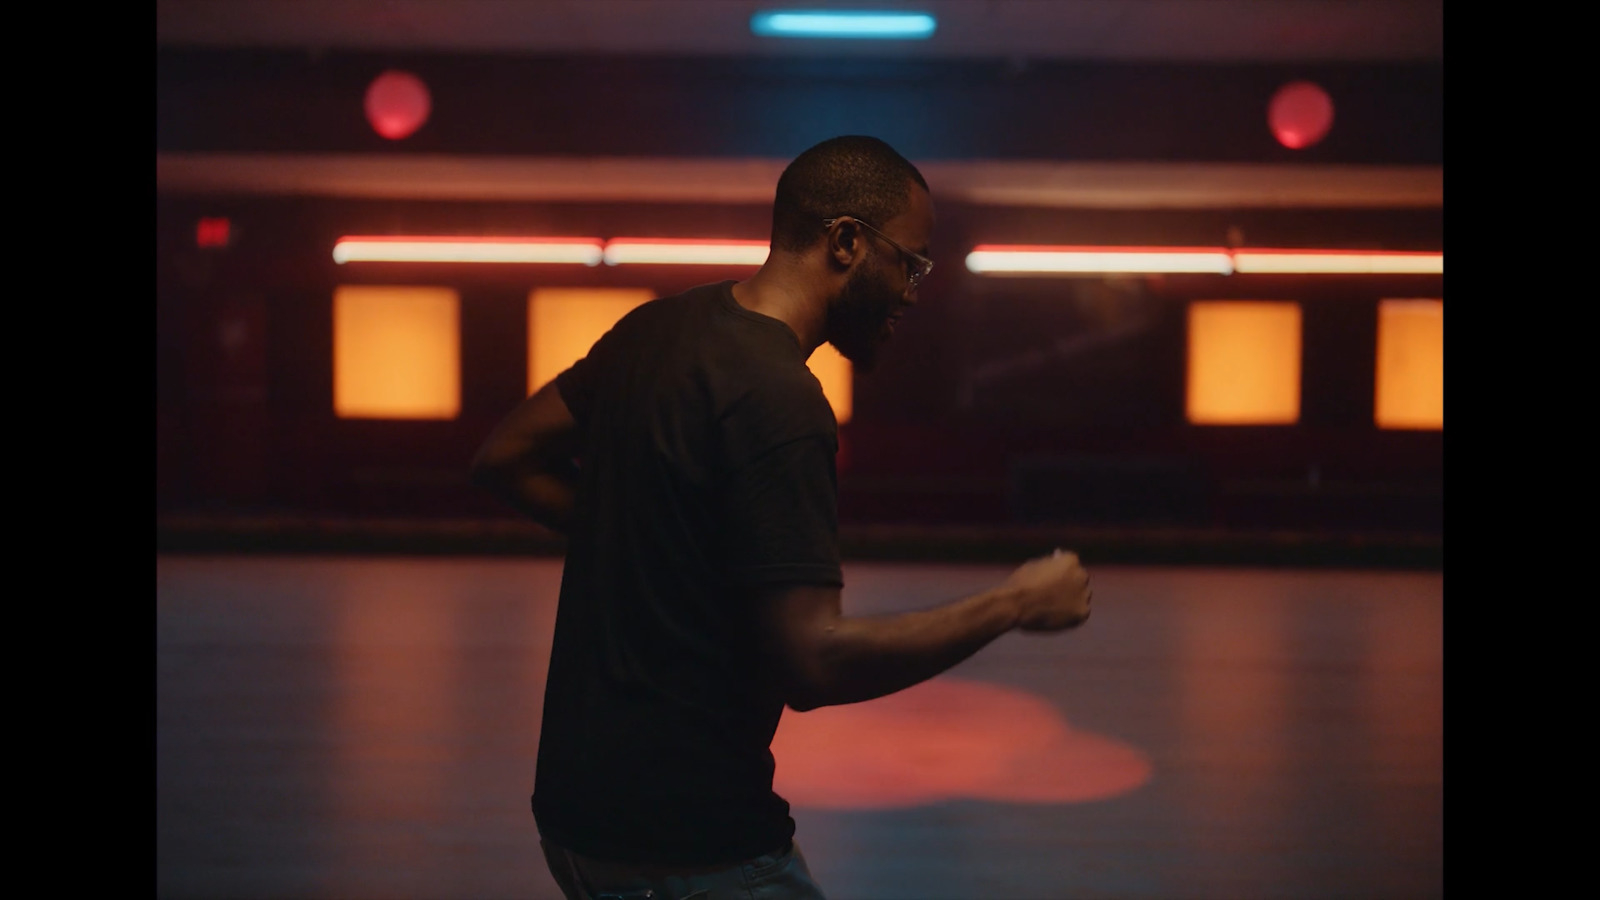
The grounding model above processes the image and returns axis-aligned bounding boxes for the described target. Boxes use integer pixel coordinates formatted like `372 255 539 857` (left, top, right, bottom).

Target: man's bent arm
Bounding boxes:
752 553 1091 711
468 380 581 534
753 583 1019 711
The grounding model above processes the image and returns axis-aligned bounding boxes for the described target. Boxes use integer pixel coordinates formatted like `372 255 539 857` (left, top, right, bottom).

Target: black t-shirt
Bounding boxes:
533 280 843 866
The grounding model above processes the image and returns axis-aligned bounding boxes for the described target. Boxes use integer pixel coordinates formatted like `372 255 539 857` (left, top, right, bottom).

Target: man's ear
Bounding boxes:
828 220 861 269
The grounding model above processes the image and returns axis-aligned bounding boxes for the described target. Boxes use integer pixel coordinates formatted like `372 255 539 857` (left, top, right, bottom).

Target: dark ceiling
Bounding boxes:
156 0 1445 63
156 1 1445 209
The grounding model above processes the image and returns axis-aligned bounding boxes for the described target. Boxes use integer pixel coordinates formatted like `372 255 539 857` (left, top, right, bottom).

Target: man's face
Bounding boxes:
825 186 935 373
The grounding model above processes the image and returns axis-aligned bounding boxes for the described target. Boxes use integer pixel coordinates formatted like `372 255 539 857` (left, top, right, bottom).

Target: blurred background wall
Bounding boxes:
155 1 1443 563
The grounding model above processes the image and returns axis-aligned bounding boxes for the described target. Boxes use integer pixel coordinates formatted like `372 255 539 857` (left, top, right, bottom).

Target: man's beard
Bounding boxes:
824 265 898 373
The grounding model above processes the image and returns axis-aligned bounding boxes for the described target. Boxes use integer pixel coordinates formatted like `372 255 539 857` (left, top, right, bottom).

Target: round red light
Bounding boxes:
364 70 431 141
1268 81 1335 150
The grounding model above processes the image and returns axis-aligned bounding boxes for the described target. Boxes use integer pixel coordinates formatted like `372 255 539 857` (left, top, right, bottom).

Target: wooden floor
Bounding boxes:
156 556 1442 900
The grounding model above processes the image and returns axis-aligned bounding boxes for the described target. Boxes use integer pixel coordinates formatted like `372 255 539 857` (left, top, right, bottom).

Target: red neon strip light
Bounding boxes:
1230 248 1444 274
966 245 1443 275
332 236 606 264
603 238 770 265
969 244 1230 254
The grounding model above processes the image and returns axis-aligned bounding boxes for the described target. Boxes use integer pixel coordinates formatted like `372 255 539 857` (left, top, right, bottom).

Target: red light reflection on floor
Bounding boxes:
772 677 1152 809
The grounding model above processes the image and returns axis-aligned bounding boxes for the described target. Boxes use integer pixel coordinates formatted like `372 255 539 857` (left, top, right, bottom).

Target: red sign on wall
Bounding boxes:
196 217 231 249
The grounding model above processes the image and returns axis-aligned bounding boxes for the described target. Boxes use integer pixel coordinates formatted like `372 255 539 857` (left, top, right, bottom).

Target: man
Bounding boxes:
470 135 1093 900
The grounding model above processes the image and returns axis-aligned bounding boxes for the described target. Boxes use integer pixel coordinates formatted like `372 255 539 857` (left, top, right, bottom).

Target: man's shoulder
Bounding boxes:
743 351 829 404
583 283 732 365
722 353 837 457
612 281 725 329
650 281 734 316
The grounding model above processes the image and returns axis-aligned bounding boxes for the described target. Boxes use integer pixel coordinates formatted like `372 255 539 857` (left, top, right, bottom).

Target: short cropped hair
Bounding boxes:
770 136 928 253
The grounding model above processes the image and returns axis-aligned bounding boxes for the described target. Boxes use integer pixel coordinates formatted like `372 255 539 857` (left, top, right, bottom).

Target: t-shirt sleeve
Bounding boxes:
718 365 843 589
722 431 844 589
553 324 619 427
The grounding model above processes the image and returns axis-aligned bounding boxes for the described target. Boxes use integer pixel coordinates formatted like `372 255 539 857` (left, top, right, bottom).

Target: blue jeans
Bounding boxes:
540 836 827 900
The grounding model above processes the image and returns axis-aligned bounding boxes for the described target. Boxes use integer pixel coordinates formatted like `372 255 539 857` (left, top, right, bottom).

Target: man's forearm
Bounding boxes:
794 586 1022 710
468 378 584 534
471 463 578 535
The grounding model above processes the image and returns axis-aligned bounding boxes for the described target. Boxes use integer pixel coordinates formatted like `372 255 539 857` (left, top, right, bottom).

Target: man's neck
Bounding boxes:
731 259 830 354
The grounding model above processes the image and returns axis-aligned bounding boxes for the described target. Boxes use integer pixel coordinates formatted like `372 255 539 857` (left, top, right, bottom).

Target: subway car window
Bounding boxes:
1185 301 1303 426
1375 299 1444 430
333 285 461 420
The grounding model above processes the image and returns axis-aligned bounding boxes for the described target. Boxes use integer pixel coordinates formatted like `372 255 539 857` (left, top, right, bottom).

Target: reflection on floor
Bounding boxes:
773 677 1151 809
157 556 1442 900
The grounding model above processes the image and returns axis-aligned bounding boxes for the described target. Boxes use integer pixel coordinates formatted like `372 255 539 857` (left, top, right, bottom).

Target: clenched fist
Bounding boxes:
1004 549 1093 632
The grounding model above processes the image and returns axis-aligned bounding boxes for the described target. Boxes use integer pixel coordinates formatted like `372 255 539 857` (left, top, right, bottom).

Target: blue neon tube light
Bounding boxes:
751 10 937 39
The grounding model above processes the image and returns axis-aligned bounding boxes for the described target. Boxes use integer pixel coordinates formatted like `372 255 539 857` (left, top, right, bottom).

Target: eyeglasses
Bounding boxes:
823 216 934 292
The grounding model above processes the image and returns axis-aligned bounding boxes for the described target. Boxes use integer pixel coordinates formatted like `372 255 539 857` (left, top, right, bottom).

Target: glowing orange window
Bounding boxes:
333 286 461 420
1375 299 1443 430
806 342 852 425
1186 301 1302 425
528 288 853 424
